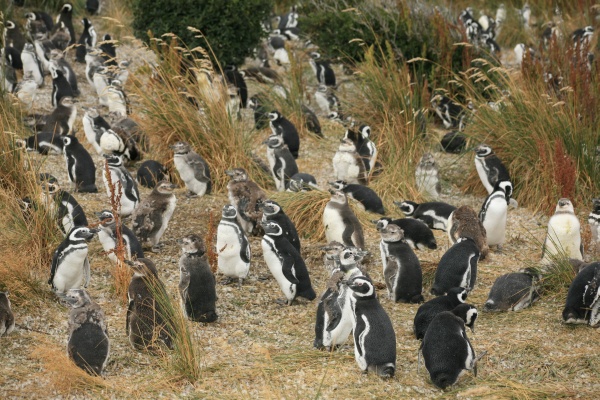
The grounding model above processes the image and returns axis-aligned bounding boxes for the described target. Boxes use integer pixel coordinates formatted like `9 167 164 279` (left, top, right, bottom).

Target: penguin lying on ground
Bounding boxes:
562 261 600 326
484 268 541 312
413 287 469 340
395 200 456 231
373 217 437 251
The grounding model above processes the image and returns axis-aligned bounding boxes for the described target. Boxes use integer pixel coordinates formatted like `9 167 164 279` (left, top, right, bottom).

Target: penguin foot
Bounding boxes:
274 298 293 306
151 243 165 253
186 191 198 198
220 277 235 285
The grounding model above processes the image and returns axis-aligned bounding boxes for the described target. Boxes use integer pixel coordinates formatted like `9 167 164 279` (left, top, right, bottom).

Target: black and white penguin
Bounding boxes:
379 223 423 303
248 95 269 130
413 287 468 340
137 160 169 189
421 309 482 389
50 49 79 96
17 132 64 155
268 111 300 158
344 125 378 175
15 71 38 110
125 258 173 351
474 144 512 196
76 18 97 63
65 289 109 376
20 43 44 87
40 180 88 235
51 65 74 108
589 198 600 255
287 172 318 192
323 190 365 249
96 210 144 263
132 181 177 251
86 0 102 15
178 234 218 323
170 141 212 197
56 3 76 46
99 33 117 66
225 168 267 236
373 217 437 251
394 200 456 231
562 262 600 326
106 80 130 116
4 20 26 53
216 205 250 288
224 65 248 108
92 66 109 105
332 138 367 185
62 135 97 193
43 95 77 136
484 268 541 312
479 181 509 249
347 275 396 378
329 180 384 214
431 94 468 130
261 221 316 305
309 52 336 87
440 131 467 153
263 134 298 192
82 108 110 154
431 237 480 295
541 198 583 264
415 152 441 199
26 11 54 32
0 291 15 337
261 199 300 254
315 84 339 116
49 227 98 296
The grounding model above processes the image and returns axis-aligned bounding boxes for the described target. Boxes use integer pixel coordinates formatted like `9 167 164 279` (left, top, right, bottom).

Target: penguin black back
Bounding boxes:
261 199 301 254
431 237 479 295
330 180 384 215
137 160 169 188
374 217 437 250
414 287 468 340
62 135 97 193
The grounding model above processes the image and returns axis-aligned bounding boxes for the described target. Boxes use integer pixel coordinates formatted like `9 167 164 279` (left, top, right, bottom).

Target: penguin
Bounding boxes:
125 258 173 351
374 217 437 251
263 134 298 192
479 182 509 249
541 198 583 264
268 111 300 158
101 127 140 162
26 11 54 32
248 95 269 130
474 144 512 195
4 20 26 53
273 47 290 66
216 205 251 288
178 234 218 323
395 200 456 231
287 172 318 192
347 275 396 378
332 138 367 185
329 180 384 215
86 0 102 15
170 141 212 197
137 160 169 189
82 108 109 154
106 80 130 117
484 268 541 312
420 309 482 389
261 221 316 305
323 190 365 249
225 168 267 236
62 135 98 193
93 66 110 106
96 210 144 263
260 199 300 254
85 48 105 86
314 84 339 115
99 33 117 66
588 198 600 256
301 105 322 136
562 262 600 326
76 18 97 63
15 72 37 110
415 153 441 199
19 132 64 155
20 43 44 87
49 227 98 296
65 289 109 376
43 95 77 135
40 180 88 235
431 237 480 295
447 205 489 259
309 52 336 87
56 4 76 46
50 50 79 96
379 223 424 303
320 241 346 273
344 125 378 175
413 287 469 340
440 132 466 153
0 291 15 337
1 55 17 92
430 95 468 130
51 64 74 108
224 65 248 108
132 181 177 252
50 22 72 51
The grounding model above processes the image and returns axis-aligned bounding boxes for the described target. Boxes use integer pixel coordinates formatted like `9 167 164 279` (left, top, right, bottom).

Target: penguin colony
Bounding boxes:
1 2 599 394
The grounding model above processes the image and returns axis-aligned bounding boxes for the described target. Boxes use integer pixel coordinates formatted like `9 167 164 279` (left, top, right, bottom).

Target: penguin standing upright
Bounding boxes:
332 138 367 185
413 287 468 340
261 221 316 305
76 18 97 63
562 262 600 326
217 205 250 288
43 95 77 135
329 180 384 214
178 234 218 322
132 181 177 251
137 160 169 189
65 289 109 376
263 134 298 192
49 227 98 296
51 50 79 96
474 144 512 195
40 180 88 235
373 217 437 251
344 125 378 175
56 4 76 46
20 43 44 87
82 108 109 154
479 181 509 249
431 237 480 295
484 268 540 312
309 52 336 87
51 65 74 108
225 168 267 235
4 21 26 53
379 223 423 303
395 200 456 231
323 191 365 249
62 135 97 193
102 154 140 217
96 210 144 263
415 152 441 199
0 291 15 337
99 33 117 65
347 275 396 378
248 95 269 130
260 199 300 254
589 198 600 255
268 111 300 158
171 141 212 197
541 198 583 264
447 205 488 259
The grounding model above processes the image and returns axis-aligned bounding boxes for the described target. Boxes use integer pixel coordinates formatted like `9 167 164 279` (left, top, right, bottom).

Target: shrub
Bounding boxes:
131 0 273 66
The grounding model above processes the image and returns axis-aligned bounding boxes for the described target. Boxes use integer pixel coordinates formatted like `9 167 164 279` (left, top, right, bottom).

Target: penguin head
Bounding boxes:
452 303 478 332
329 190 347 205
247 95 260 109
96 210 116 227
475 144 493 157
65 289 91 308
338 138 357 152
495 180 513 203
347 276 375 298
394 200 416 216
25 12 37 21
592 198 600 213
320 241 344 258
310 52 321 60
125 258 159 277
372 217 392 232
69 226 99 243
556 198 574 213
448 287 468 303
359 125 371 139
267 111 282 122
260 221 283 236
328 180 347 191
380 223 404 242
154 181 177 195
61 3 73 13
170 141 192 154
260 199 281 216
263 135 284 149
339 247 368 268
225 168 248 182
177 234 206 255
419 152 436 166
62 135 76 147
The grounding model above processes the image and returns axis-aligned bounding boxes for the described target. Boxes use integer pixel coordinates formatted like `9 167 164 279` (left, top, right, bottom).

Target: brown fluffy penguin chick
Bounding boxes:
225 168 267 236
447 205 489 259
132 181 177 252
323 191 365 249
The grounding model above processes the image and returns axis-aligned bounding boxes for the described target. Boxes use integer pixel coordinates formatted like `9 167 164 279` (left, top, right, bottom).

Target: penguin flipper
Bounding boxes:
188 153 211 184
324 299 342 332
49 248 60 287
83 257 90 288
341 218 355 247
384 257 399 297
239 235 251 264
281 254 300 285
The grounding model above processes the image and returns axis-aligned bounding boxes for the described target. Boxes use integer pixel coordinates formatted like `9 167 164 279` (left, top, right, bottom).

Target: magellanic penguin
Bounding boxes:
420 309 484 389
217 205 250 288
301 104 322 137
43 95 77 135
484 268 541 312
261 221 316 305
309 52 336 87
17 132 64 155
344 125 379 175
171 141 211 197
178 234 218 323
62 135 98 193
329 180 384 215
125 258 173 351
332 138 367 185
137 160 169 189
82 107 110 154
225 168 267 236
0 291 15 337
288 172 318 192
20 43 44 87
440 131 467 154
76 18 97 63
102 154 140 217
260 199 300 254
479 181 509 249
562 262 600 326
247 95 269 130
16 72 39 112
268 111 300 158
432 237 480 295
347 275 397 378
588 198 600 256
96 210 144 263
430 94 469 130
395 200 456 231
65 289 110 376
50 50 79 97
415 152 441 199
49 227 99 296
413 287 469 340
379 223 424 303
50 64 74 108
132 181 177 252
474 144 512 196
541 198 583 265
447 205 489 260
323 191 365 249
263 134 298 192
373 217 437 251
39 179 88 235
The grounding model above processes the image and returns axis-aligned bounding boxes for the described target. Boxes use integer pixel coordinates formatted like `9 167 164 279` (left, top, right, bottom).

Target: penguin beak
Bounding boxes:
176 238 184 245
225 170 234 177
262 139 270 145
94 212 104 218
392 201 402 207
124 260 135 267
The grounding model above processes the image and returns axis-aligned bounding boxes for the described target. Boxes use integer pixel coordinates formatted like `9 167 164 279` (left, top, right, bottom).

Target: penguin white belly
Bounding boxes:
323 206 345 244
119 190 138 217
315 92 330 114
99 132 124 154
482 201 507 246
82 117 103 154
333 152 360 184
98 231 118 263
380 240 389 276
354 314 371 371
103 168 121 198
544 214 582 261
475 159 493 194
174 157 203 194
261 239 296 301
415 168 440 199
422 210 448 231
54 249 88 293
217 225 249 278
152 197 177 245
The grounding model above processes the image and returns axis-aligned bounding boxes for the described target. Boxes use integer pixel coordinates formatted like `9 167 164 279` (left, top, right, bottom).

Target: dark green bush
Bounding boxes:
132 0 273 66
